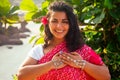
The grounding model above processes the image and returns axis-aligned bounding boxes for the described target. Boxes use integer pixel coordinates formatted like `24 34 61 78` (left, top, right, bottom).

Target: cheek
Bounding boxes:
65 26 69 35
48 24 54 32
66 26 69 31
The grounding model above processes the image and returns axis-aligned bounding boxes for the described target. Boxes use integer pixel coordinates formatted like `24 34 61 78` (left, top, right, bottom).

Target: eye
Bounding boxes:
51 20 57 22
62 21 69 24
51 20 58 23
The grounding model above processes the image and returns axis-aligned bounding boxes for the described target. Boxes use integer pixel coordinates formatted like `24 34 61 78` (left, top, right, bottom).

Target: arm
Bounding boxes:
17 57 54 80
84 61 111 80
17 52 66 80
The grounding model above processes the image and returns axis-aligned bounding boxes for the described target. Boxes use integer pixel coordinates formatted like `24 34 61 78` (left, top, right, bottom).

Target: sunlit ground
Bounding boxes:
0 21 40 80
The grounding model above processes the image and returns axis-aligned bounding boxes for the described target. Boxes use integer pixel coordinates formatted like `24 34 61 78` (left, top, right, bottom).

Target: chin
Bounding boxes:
55 36 65 40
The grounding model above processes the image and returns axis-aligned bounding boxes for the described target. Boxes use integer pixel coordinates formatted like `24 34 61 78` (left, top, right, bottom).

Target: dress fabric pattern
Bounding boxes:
36 42 103 80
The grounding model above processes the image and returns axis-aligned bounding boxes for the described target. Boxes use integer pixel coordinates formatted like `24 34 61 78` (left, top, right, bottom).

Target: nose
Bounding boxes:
56 23 63 28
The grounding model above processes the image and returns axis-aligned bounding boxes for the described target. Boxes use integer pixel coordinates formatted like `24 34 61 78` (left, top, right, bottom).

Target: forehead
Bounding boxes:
50 11 67 19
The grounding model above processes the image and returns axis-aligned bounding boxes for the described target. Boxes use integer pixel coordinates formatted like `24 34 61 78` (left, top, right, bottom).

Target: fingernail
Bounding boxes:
59 50 63 54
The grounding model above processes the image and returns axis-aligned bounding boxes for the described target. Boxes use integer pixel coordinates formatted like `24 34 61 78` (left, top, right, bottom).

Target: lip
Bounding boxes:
55 30 64 33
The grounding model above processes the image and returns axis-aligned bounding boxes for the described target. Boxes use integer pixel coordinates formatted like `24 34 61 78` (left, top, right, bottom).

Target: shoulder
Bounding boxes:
33 44 43 50
28 44 44 60
80 44 103 65
29 44 43 54
81 44 91 51
80 44 98 57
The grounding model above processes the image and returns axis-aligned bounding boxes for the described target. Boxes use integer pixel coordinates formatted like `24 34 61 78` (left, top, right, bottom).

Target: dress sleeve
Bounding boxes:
88 47 103 65
81 45 104 65
28 44 44 60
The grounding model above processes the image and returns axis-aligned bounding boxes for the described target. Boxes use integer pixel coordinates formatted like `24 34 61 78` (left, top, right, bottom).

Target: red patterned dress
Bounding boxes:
36 42 103 80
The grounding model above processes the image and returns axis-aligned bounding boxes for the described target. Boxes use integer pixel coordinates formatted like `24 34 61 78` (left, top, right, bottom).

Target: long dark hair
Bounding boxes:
43 1 85 52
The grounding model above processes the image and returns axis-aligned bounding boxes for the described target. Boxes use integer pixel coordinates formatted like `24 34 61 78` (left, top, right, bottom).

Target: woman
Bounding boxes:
17 1 111 80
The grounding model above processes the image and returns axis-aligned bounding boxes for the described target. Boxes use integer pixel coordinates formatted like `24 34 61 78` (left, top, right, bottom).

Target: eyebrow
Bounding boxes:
53 18 68 21
62 19 68 21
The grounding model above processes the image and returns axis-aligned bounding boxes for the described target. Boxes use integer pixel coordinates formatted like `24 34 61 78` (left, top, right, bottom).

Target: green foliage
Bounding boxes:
0 0 19 29
41 1 49 9
35 37 44 44
0 0 11 16
72 0 120 79
20 0 49 20
29 35 37 43
20 0 38 11
20 0 38 20
116 27 120 43
104 0 113 9
19 0 50 44
92 9 105 24
7 6 19 23
12 74 18 80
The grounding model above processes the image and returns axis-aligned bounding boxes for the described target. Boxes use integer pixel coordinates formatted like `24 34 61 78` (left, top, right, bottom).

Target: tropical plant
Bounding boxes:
20 0 50 44
12 74 18 80
0 0 19 29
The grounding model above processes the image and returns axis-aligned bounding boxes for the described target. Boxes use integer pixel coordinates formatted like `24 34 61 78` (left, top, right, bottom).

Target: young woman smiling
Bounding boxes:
17 1 111 80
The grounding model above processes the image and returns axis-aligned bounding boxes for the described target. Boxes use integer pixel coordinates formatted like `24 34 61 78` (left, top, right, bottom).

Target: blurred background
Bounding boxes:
0 0 43 80
0 0 120 80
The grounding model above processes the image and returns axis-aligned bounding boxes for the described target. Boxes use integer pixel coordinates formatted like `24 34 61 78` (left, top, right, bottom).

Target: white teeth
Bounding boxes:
56 30 63 33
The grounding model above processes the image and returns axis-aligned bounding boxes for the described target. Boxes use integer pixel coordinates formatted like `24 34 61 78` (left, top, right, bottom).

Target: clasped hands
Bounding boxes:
52 51 85 69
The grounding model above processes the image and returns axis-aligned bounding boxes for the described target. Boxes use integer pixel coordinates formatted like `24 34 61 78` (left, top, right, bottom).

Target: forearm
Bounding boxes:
84 61 111 80
17 61 54 80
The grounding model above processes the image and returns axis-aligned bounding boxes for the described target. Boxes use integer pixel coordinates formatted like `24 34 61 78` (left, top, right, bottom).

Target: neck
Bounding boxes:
50 38 65 47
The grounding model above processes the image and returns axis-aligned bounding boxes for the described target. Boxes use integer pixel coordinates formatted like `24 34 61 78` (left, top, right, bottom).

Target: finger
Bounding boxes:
59 50 64 54
70 52 79 55
61 58 73 65
61 53 76 61
60 54 71 62
61 59 69 64
61 55 75 64
65 53 77 60
61 54 72 61
61 52 73 57
55 53 61 56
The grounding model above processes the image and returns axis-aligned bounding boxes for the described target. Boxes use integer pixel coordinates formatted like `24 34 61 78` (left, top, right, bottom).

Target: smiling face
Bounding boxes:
48 11 69 40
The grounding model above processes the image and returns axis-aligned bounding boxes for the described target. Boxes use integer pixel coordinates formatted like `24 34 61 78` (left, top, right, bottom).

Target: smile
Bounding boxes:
55 30 64 33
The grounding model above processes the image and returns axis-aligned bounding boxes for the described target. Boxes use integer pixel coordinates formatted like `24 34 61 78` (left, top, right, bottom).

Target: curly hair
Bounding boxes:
43 1 85 52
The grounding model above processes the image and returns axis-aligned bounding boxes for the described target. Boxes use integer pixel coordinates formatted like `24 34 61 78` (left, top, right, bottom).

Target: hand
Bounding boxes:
60 52 83 68
51 53 66 69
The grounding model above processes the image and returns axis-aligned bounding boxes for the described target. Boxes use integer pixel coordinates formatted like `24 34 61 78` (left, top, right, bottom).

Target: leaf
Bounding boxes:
109 8 120 21
35 37 44 44
115 27 120 43
29 35 36 43
20 0 39 21
104 0 113 9
103 48 107 54
7 13 19 23
82 5 90 12
20 0 38 12
8 6 19 15
92 10 105 24
24 11 37 21
41 1 49 9
72 0 83 5
0 0 11 16
113 64 117 70
40 24 44 33
32 10 41 19
106 41 117 52
12 74 18 80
